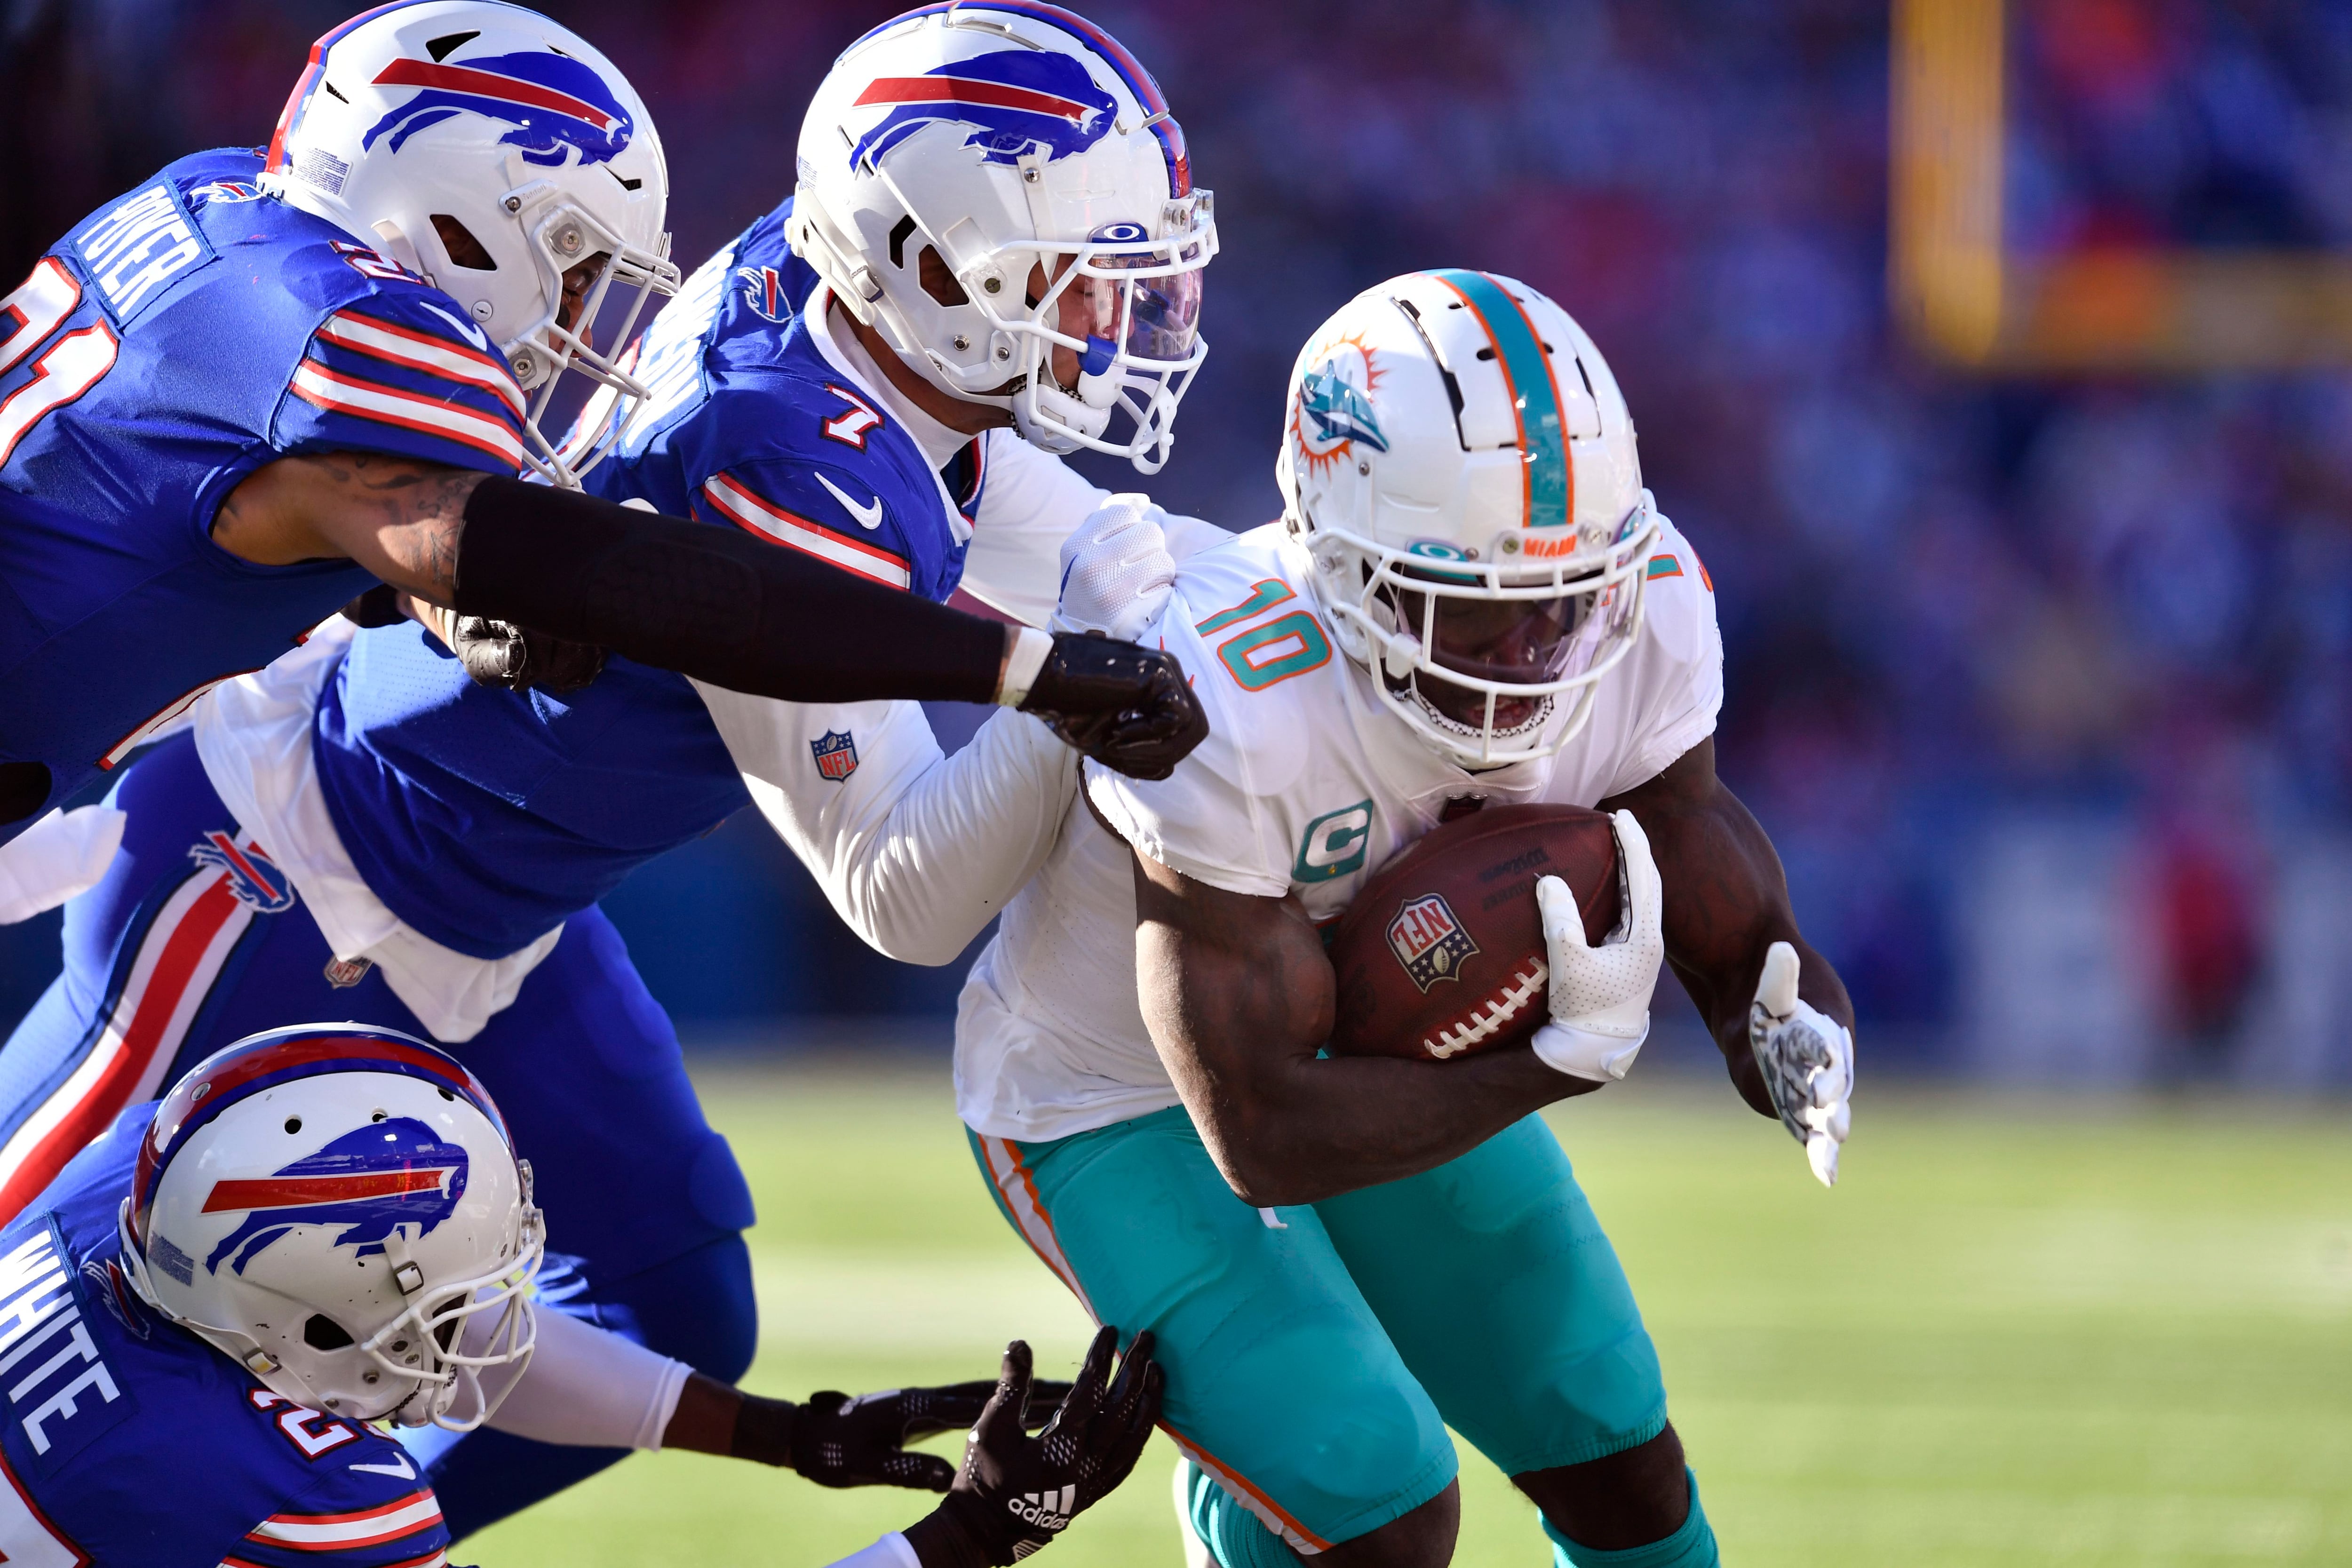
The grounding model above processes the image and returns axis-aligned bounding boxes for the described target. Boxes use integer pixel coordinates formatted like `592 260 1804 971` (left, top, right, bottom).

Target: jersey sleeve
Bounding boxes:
271 283 528 476
690 453 935 594
227 1468 449 1568
1594 521 1725 799
689 686 1080 964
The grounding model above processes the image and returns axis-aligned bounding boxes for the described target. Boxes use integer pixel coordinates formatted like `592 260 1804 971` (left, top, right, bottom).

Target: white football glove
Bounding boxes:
1529 809 1664 1083
1748 941 1853 1187
1052 495 1177 643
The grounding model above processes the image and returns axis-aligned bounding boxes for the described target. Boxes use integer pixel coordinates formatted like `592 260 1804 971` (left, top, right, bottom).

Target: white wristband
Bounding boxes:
995 625 1054 707
1531 1018 1649 1083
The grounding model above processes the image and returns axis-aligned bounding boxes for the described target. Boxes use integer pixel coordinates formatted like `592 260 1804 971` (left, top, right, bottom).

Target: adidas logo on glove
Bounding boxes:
1005 1487 1075 1532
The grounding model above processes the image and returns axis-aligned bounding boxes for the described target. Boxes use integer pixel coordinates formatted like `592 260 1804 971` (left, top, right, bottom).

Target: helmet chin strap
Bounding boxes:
1013 378 1112 453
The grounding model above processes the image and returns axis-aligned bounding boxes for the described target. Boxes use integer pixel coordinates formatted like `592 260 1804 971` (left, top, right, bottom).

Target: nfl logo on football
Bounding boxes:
810 729 859 783
1386 893 1479 993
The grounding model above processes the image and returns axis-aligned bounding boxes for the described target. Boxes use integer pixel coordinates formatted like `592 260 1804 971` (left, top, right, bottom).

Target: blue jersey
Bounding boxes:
309 197 989 957
0 148 530 841
587 196 984 598
0 1104 452 1568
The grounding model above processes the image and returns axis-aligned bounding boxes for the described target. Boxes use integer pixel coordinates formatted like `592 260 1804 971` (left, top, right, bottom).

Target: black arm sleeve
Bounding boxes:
448 477 1006 704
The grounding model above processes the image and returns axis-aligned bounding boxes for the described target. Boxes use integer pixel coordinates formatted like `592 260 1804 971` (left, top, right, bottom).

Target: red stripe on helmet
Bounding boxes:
842 4 1192 195
136 1030 503 1238
853 75 1096 122
370 59 617 130
204 1168 450 1213
985 1 1190 193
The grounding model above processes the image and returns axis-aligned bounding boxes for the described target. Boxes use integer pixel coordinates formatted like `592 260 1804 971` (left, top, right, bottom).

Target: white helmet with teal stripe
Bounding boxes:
1278 269 1661 767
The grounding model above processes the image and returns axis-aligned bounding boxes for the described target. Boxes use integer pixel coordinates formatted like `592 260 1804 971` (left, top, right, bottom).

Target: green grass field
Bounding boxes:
466 1062 2352 1567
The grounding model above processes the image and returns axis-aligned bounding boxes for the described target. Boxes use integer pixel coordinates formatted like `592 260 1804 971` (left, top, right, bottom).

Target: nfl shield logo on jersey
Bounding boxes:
1387 893 1478 993
810 730 859 783
188 832 297 913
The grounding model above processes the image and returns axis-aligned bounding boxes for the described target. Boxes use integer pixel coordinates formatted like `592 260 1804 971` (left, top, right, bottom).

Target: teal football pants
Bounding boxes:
971 1106 1670 1551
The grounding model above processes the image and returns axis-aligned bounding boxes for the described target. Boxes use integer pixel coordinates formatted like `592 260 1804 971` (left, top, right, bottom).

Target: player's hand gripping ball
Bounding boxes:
1748 941 1854 1187
1531 809 1665 1081
1329 804 1630 1065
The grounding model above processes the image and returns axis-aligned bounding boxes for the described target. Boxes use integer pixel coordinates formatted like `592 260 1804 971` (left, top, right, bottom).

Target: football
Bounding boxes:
1327 805 1621 1062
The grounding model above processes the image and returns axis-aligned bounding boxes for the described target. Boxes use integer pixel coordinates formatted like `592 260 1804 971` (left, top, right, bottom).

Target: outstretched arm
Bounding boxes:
216 454 1009 698
213 450 484 599
1600 739 1856 1157
211 454 1207 777
667 1330 1159 1568
1132 845 1598 1207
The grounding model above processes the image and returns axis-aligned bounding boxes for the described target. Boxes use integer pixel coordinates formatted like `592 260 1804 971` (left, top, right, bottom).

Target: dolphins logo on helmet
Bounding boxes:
362 50 636 167
1291 332 1388 477
202 1118 470 1276
1299 366 1389 455
849 49 1118 171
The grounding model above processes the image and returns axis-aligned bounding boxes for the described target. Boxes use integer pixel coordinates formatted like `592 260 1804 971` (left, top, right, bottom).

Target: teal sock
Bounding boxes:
1541 1469 1718 1568
1185 1459 1300 1568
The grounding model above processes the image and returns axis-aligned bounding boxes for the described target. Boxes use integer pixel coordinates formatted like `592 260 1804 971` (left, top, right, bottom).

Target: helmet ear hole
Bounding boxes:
430 215 498 271
303 1314 355 1351
916 247 968 309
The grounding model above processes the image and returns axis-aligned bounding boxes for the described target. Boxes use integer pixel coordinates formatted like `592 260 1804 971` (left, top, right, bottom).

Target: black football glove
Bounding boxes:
1019 634 1207 782
730 1377 1073 1491
448 617 608 695
903 1328 1163 1567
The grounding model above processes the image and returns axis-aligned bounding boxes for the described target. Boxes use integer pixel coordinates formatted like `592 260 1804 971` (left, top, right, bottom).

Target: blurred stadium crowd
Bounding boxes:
6 0 2351 1081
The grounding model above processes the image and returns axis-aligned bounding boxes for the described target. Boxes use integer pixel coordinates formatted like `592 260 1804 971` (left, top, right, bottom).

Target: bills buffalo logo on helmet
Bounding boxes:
202 1119 469 1276
810 729 859 783
850 49 1117 172
1387 893 1479 993
189 831 297 914
363 49 636 167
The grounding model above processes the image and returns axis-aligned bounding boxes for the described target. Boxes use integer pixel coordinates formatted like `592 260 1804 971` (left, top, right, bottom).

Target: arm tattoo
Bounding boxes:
344 458 483 604
277 453 485 603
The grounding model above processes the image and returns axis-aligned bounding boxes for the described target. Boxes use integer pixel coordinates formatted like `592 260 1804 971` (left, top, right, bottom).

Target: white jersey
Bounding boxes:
954 519 1724 1142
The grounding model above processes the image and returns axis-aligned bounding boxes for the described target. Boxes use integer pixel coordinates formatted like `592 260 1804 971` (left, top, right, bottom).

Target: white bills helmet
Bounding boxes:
117 1025 542 1431
790 2 1215 473
260 1 680 486
1280 270 1661 768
